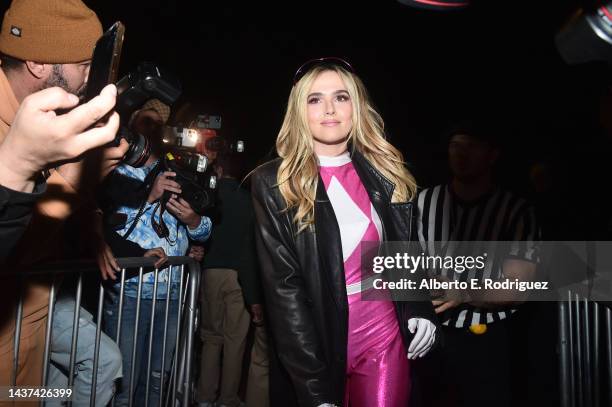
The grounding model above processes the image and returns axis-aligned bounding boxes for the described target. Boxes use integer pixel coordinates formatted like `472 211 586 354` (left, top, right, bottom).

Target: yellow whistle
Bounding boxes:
469 324 487 335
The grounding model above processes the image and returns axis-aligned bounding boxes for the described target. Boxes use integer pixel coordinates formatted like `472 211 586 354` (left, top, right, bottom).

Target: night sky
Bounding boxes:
2 0 609 195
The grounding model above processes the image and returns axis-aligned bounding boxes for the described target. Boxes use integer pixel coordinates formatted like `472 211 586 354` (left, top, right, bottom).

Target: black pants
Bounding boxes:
419 320 511 407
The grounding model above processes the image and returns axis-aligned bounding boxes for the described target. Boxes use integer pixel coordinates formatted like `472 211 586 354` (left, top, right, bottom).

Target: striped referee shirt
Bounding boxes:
416 184 539 328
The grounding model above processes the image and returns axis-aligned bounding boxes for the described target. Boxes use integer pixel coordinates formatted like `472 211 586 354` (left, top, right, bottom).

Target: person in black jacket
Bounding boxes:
198 154 258 407
250 58 437 407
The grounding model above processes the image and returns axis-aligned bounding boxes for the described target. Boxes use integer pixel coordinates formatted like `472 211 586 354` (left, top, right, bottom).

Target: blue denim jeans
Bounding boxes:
46 295 122 407
103 285 179 407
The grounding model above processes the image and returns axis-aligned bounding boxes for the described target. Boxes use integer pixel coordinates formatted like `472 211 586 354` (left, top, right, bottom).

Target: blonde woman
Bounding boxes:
251 58 437 407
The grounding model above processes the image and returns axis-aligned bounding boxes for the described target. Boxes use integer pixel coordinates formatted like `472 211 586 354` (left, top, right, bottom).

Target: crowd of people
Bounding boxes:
0 1 591 407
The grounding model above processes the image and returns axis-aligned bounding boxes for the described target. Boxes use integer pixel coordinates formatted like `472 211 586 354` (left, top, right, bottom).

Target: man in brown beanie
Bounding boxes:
0 0 129 404
0 0 104 101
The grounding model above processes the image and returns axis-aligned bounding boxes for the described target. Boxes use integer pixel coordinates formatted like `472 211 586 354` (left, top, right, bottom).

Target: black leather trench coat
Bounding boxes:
251 151 435 407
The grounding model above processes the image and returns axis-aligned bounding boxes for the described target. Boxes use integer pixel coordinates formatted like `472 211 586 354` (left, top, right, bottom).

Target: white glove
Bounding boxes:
317 404 339 407
407 318 436 359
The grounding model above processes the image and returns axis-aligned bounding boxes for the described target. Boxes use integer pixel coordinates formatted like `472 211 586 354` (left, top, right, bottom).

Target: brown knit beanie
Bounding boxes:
141 99 171 124
0 0 103 63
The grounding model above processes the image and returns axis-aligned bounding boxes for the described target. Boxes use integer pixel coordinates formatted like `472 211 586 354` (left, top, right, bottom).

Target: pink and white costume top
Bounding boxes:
318 152 383 289
317 152 404 355
318 152 410 407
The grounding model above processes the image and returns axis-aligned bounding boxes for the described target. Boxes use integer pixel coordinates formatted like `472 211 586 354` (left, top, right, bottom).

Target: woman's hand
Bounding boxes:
407 318 436 359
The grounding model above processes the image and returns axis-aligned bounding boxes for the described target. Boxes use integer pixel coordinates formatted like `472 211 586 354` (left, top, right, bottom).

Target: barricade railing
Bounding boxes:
558 287 612 407
5 256 200 407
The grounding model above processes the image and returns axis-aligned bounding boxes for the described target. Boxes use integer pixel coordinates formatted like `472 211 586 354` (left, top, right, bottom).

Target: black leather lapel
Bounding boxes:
351 151 394 198
351 151 417 241
351 151 391 240
314 175 348 312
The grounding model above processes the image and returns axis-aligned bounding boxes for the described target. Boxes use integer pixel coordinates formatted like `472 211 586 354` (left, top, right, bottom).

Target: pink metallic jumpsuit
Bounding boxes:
319 153 410 407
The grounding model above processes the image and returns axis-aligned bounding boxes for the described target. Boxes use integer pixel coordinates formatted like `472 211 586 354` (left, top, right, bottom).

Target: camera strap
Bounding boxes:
151 197 178 244
121 161 164 241
151 201 168 238
121 199 147 241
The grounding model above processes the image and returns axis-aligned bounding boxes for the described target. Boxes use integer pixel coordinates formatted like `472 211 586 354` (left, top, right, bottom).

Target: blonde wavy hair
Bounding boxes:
276 64 417 231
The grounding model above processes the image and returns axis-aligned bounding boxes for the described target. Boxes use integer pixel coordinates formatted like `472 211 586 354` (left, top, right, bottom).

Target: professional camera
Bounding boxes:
166 125 245 154
158 119 245 214
160 127 218 215
194 115 244 154
195 114 222 130
160 149 215 214
111 62 182 167
85 22 182 167
115 62 182 116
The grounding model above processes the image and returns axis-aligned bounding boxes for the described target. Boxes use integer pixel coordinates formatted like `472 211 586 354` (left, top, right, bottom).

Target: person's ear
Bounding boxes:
24 61 52 80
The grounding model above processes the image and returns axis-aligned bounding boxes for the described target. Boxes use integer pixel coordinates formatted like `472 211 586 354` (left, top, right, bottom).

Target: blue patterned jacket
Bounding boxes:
107 160 212 299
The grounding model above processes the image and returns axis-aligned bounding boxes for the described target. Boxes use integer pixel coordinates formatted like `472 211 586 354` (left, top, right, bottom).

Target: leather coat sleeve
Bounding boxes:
251 170 335 407
388 202 437 323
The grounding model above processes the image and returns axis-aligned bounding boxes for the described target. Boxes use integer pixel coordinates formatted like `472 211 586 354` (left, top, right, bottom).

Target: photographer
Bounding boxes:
102 99 212 407
0 0 129 399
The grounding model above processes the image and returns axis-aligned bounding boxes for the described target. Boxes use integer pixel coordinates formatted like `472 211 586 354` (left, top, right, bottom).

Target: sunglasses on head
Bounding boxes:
293 57 355 85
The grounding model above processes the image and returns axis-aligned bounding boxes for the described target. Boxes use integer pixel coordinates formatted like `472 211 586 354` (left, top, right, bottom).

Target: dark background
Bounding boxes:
89 1 609 181
3 0 610 236
1 2 607 404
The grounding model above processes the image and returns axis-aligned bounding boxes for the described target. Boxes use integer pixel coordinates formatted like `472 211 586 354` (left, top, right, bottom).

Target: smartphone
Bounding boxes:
83 21 125 103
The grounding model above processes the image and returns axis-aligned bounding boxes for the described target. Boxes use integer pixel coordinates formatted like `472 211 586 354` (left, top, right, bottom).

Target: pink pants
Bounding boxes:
345 297 410 407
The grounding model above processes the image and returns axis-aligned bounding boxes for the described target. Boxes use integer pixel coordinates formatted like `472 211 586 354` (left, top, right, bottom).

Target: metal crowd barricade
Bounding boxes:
8 256 200 407
558 289 612 407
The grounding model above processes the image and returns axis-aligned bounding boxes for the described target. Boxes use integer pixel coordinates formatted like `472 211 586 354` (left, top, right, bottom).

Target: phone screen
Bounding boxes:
83 21 125 103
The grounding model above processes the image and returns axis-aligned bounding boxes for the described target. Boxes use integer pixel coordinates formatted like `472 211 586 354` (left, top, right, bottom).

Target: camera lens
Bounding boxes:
125 133 151 167
117 127 151 167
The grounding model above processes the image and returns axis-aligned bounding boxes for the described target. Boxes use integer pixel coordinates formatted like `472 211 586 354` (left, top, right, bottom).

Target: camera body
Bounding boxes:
166 125 244 156
116 62 182 117
110 62 183 167
161 150 216 214
195 114 222 130
159 116 244 213
161 124 220 213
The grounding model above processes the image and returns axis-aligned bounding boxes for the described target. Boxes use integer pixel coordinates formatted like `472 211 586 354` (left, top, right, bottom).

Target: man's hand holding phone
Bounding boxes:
0 84 120 193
